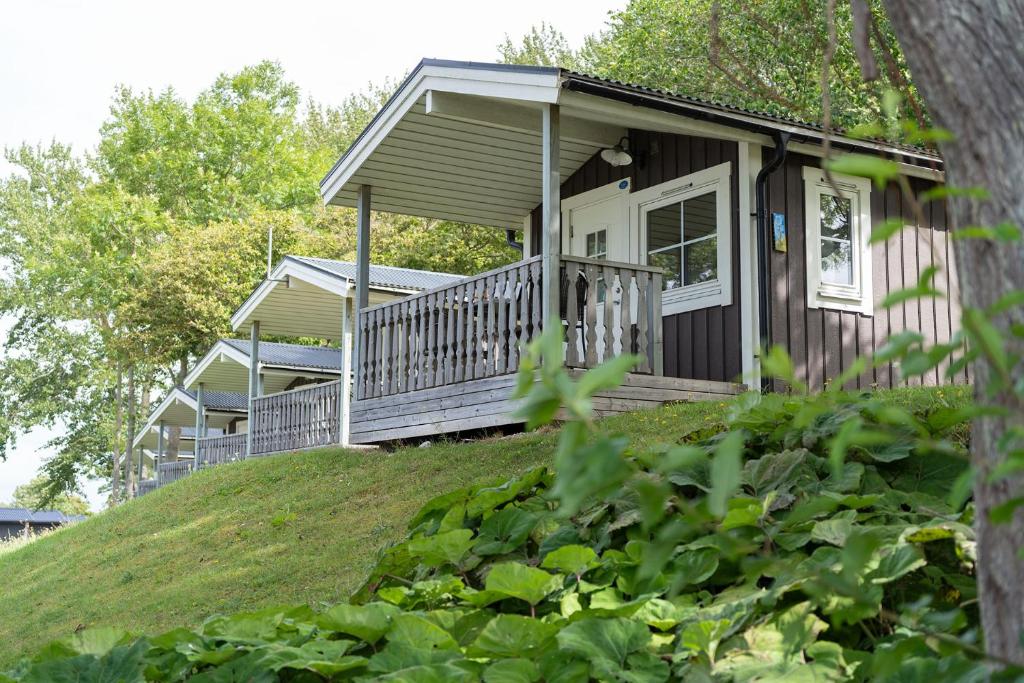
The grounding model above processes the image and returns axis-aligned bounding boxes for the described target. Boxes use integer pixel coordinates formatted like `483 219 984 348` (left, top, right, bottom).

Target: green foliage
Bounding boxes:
575 0 923 130
6 476 91 516
4 340 1000 681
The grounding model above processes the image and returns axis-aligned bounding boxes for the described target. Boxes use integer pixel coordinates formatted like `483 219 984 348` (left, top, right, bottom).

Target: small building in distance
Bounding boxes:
0 508 86 540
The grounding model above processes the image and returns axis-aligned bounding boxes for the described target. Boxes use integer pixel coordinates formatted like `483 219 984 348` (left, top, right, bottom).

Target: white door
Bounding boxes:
563 178 632 261
561 179 632 362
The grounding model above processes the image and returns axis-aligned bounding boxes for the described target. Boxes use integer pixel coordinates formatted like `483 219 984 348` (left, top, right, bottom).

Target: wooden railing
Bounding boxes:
250 380 341 455
157 460 193 486
354 255 665 399
137 479 158 496
356 256 544 399
560 256 663 374
198 433 247 467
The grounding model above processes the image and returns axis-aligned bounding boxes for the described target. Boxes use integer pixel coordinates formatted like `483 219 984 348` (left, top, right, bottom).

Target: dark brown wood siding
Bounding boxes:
530 130 743 383
764 151 966 391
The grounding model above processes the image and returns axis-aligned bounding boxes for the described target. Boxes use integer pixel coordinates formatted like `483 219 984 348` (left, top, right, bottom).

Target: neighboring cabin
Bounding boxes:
0 508 85 540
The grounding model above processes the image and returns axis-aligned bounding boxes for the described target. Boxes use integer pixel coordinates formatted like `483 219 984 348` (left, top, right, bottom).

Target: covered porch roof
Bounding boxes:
131 387 245 450
230 255 463 341
183 339 342 394
319 59 942 225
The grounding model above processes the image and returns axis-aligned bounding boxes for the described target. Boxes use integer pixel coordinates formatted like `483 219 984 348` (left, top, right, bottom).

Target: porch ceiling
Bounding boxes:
324 93 626 229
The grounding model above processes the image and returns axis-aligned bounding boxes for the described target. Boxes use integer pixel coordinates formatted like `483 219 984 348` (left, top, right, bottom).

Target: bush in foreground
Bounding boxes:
2 344 1009 681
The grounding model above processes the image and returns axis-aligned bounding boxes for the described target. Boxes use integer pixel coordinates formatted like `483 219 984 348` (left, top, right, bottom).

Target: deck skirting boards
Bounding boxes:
348 372 745 444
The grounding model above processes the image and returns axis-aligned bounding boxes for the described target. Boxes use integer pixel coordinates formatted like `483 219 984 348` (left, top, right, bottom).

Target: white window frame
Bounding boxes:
632 161 732 316
802 166 873 316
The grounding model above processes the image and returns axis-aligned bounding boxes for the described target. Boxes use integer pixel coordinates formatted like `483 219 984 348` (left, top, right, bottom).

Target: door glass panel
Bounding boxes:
683 192 716 241
586 229 607 259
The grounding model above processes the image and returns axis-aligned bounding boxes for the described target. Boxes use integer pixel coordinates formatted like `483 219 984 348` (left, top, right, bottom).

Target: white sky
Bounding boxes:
0 0 620 509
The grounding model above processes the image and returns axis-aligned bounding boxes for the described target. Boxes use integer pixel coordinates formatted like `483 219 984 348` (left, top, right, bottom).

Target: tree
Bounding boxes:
497 22 584 70
8 476 91 516
878 0 1024 664
574 0 922 128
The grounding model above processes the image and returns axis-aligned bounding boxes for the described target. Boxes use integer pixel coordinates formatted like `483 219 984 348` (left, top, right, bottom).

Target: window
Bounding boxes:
632 162 732 315
585 229 607 259
803 167 873 315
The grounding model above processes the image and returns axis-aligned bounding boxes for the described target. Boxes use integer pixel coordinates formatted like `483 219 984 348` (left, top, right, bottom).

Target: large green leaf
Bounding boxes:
407 529 476 568
556 617 652 677
469 615 558 658
483 658 541 683
484 563 562 607
474 507 538 556
540 544 598 576
318 602 401 644
22 641 150 683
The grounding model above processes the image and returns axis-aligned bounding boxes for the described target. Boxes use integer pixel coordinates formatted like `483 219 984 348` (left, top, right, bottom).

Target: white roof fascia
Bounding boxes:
320 63 560 204
183 341 251 389
230 258 352 332
132 388 197 448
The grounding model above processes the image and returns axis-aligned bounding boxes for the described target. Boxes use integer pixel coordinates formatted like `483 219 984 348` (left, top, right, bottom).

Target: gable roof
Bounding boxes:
287 256 464 292
320 59 941 227
220 339 342 371
131 386 245 449
230 256 464 340
0 508 86 524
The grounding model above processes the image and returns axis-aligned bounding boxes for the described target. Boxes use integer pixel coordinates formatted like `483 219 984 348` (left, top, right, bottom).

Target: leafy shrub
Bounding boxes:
3 338 1014 681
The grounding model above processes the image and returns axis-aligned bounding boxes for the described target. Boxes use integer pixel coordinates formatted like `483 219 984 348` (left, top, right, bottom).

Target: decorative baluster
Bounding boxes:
603 264 616 364
564 261 580 367
636 270 651 373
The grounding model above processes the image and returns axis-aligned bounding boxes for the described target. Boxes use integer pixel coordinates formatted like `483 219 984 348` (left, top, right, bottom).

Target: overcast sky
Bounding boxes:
0 0 619 509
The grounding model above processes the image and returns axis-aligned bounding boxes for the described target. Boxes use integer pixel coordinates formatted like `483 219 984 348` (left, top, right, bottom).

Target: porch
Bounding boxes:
349 254 742 443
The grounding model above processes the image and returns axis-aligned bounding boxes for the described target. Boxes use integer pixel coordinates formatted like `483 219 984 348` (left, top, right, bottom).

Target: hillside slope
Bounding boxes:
0 386 962 667
0 400 730 666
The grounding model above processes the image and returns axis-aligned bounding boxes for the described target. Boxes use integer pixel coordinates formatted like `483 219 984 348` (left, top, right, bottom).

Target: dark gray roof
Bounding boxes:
180 389 248 412
0 508 86 524
287 256 464 292
221 339 342 371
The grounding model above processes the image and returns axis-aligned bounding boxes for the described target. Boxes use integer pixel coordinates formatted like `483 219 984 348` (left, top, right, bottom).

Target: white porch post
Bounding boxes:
541 104 561 327
354 185 371 399
137 445 144 486
340 296 352 446
246 320 260 456
195 382 205 468
157 419 165 483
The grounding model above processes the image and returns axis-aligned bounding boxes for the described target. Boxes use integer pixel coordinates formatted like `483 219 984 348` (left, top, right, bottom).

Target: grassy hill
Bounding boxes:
0 386 964 667
0 399 731 667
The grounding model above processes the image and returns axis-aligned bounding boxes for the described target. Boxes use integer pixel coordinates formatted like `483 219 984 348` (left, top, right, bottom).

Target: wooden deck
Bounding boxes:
349 371 743 444
349 253 742 444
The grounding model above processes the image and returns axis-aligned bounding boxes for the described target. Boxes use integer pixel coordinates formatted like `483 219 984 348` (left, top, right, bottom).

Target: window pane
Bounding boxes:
585 229 607 259
647 203 681 251
820 195 852 240
821 238 853 284
683 192 716 242
684 237 717 285
649 248 682 290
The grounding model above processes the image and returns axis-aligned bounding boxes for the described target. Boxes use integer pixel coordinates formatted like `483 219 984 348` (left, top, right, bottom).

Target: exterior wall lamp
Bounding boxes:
600 136 634 167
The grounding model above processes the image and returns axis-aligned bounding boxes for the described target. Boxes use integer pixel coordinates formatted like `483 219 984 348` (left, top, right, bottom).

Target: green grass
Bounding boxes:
0 386 967 666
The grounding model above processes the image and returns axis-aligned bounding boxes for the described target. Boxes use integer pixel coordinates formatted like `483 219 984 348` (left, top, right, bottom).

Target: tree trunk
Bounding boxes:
883 0 1024 663
167 357 188 460
140 384 151 480
110 363 122 507
124 365 136 498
